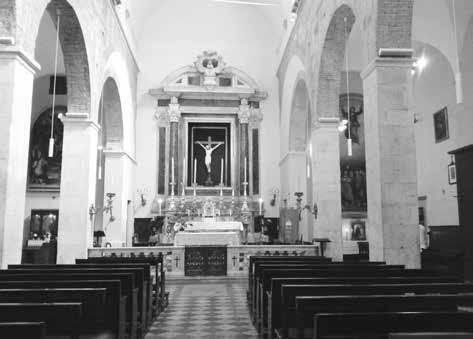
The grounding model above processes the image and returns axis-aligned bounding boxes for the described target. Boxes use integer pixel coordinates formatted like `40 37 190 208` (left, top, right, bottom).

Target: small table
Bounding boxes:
313 238 331 257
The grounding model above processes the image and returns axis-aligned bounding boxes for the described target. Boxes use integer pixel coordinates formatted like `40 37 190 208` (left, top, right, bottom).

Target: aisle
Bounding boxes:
146 279 258 339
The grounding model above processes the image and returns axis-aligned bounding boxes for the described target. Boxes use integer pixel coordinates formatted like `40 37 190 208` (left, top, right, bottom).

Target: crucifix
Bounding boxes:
195 136 224 186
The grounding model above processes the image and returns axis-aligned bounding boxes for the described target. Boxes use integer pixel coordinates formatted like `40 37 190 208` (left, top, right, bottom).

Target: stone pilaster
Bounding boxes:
0 49 40 267
311 117 343 261
57 116 99 264
103 149 135 247
361 57 420 268
168 97 180 194
238 99 250 195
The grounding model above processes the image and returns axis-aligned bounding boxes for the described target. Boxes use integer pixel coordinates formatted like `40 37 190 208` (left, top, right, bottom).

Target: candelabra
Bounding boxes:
89 192 116 223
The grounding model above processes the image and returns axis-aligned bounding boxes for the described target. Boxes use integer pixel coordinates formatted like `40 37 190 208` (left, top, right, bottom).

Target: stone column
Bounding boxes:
57 116 99 264
102 149 135 247
0 49 40 268
168 97 180 194
361 57 420 268
311 117 343 261
238 99 250 195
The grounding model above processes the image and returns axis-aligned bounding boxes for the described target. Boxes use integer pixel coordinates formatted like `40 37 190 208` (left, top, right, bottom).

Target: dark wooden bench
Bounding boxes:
0 272 137 339
292 294 473 339
0 302 82 339
255 267 439 326
79 255 166 312
389 333 473 338
313 312 473 339
10 263 153 329
266 281 470 337
0 322 46 339
0 280 125 339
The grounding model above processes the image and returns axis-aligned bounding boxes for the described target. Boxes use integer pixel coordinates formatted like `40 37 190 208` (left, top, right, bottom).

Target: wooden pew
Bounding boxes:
252 263 404 318
276 283 473 339
0 322 46 339
10 263 153 329
79 256 166 312
266 280 467 337
0 272 138 339
0 302 82 339
390 333 473 338
4 267 146 337
313 312 473 339
0 280 125 339
293 294 473 339
0 288 109 336
255 267 437 326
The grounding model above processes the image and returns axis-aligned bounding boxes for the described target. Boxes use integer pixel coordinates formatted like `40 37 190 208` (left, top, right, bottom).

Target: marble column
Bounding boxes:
238 99 250 195
57 116 99 264
168 97 180 194
103 149 134 247
311 117 343 261
0 49 40 268
361 57 420 268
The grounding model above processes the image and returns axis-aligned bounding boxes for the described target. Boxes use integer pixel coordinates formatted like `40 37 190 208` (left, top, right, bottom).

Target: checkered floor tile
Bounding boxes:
146 279 258 339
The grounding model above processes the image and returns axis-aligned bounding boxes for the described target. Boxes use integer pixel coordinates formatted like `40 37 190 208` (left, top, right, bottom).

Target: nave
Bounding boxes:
146 279 257 339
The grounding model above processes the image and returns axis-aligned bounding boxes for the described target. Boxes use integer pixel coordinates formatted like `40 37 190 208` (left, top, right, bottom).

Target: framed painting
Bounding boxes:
28 106 66 191
433 107 449 143
448 162 457 185
350 220 366 241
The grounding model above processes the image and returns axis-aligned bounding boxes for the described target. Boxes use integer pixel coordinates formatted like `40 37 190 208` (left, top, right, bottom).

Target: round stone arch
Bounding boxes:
30 0 91 115
289 79 311 152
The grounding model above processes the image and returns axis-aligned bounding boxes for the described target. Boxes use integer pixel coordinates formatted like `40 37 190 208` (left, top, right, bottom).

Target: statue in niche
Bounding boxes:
341 103 363 144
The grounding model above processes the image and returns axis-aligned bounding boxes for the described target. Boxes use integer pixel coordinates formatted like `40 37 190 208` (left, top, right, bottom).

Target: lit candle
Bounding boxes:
183 157 186 184
244 157 247 182
171 157 175 183
232 188 235 197
220 158 224 185
193 158 197 185
258 197 263 215
158 198 163 215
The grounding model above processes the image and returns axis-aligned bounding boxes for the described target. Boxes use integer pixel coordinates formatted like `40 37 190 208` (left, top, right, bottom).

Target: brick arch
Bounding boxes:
316 4 356 119
289 79 311 152
32 0 91 114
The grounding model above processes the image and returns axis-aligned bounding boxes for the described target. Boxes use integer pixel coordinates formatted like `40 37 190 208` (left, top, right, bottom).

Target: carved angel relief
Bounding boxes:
194 51 226 86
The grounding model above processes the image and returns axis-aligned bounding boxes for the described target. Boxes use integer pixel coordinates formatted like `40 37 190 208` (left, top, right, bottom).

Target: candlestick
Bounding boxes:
157 198 163 215
183 157 186 184
232 188 235 197
193 158 197 185
259 197 263 215
220 158 224 185
244 157 247 183
171 157 175 183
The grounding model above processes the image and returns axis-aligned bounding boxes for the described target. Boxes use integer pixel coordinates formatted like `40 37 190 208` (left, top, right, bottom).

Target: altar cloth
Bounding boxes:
185 221 244 232
174 231 240 246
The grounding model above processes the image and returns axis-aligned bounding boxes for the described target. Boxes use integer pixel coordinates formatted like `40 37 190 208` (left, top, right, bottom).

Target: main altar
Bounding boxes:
148 51 268 247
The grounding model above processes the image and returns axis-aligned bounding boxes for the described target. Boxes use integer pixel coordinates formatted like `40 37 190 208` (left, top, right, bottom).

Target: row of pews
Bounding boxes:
248 255 473 339
0 255 167 339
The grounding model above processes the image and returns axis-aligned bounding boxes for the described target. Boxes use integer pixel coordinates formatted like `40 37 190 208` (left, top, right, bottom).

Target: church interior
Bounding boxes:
2 0 473 338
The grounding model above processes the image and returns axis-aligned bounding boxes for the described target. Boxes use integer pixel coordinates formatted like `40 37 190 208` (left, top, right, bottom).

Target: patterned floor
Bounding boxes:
146 279 258 339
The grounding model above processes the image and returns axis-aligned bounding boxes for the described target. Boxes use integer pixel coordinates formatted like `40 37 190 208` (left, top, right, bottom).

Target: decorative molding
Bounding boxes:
360 57 415 80
312 117 340 130
238 99 250 124
60 114 100 131
168 96 181 123
0 47 41 74
279 151 306 166
103 148 137 164
249 108 263 126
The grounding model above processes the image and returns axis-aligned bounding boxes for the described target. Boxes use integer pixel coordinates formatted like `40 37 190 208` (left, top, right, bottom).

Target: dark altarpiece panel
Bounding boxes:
184 246 227 276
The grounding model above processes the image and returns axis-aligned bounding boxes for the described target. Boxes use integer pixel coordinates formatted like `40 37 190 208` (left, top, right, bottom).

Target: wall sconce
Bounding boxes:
89 192 116 223
137 188 150 206
270 188 279 206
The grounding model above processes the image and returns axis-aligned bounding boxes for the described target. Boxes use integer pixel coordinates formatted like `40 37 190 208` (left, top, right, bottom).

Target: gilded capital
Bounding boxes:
168 96 181 123
238 98 250 124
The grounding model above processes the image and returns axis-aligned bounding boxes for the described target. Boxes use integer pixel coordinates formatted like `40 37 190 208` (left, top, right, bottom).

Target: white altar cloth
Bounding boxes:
174 231 240 246
185 221 244 232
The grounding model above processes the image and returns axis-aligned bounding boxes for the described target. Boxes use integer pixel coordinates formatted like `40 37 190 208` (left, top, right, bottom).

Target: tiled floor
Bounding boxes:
146 278 258 339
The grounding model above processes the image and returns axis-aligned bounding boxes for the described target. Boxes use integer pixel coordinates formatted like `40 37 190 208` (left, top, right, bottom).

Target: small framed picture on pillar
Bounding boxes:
433 107 449 143
448 162 457 185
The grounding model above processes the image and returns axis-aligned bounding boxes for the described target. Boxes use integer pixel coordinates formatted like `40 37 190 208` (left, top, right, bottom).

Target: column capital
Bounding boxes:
168 96 181 123
249 108 263 126
312 117 339 131
361 57 415 80
238 98 250 124
0 47 41 74
60 114 100 131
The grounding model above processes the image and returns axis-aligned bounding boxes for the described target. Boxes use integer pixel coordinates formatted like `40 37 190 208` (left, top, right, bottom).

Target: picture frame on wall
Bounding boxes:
433 107 449 143
350 220 366 241
448 162 457 185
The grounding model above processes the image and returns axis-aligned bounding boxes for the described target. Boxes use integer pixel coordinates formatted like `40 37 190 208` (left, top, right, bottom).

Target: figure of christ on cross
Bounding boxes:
196 136 224 174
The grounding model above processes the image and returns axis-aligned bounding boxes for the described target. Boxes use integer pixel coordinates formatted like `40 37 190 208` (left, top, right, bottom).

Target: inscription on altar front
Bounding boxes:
184 246 227 276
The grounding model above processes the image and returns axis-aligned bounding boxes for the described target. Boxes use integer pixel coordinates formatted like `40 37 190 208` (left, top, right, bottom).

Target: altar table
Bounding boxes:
174 231 240 246
184 221 244 232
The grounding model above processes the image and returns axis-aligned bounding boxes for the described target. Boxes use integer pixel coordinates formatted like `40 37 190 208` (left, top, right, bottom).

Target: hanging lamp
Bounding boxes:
452 0 463 104
48 11 61 158
98 93 104 180
343 17 352 157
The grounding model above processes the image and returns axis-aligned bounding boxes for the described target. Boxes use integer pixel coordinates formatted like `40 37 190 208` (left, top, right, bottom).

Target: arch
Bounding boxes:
100 51 135 155
289 79 310 152
280 54 307 157
316 4 356 119
100 77 124 147
33 0 91 114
